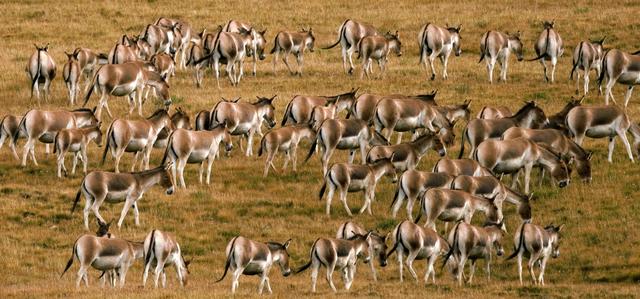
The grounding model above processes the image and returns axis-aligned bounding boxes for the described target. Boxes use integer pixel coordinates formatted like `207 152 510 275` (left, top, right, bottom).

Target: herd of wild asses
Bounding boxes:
3 16 640 293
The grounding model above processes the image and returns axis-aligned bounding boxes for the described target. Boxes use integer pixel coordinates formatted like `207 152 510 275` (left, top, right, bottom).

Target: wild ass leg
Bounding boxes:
617 128 635 162
272 50 279 75
340 187 353 217
518 251 524 285
524 162 534 194
206 155 215 184
623 86 634 108
442 53 450 79
283 55 294 75
550 56 557 83
296 53 304 76
487 57 496 83
429 55 437 80
397 245 405 282
608 137 616 163
117 194 140 228
538 255 550 286
540 57 548 82
406 249 420 281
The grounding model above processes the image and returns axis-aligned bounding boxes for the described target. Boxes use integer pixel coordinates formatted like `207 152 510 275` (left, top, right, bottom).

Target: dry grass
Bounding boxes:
1 0 640 298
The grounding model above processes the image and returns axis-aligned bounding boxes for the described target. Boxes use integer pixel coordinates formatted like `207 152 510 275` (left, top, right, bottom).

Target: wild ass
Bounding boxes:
474 138 571 193
72 47 103 91
432 157 494 177
336 222 388 281
566 105 636 162
418 23 462 80
108 35 144 64
216 236 292 294
102 109 174 173
503 127 593 182
14 108 99 166
26 43 57 104
358 31 403 79
150 53 176 82
386 220 449 283
281 88 358 126
415 188 502 232
270 28 315 75
61 227 144 287
506 222 564 286
479 31 524 83
459 101 548 158
529 20 564 83
570 37 605 95
391 170 455 220
318 156 397 216
161 126 233 188
347 90 438 125
155 17 194 70
545 96 584 134
258 124 315 177
366 131 446 172
63 51 82 105
222 20 268 77
476 106 512 119
54 123 103 178
443 222 505 285
142 229 191 287
140 23 176 56
196 28 254 88
154 107 192 148
304 118 390 175
71 163 175 230
324 19 380 75
309 104 337 130
296 232 373 292
598 49 640 107
0 115 22 160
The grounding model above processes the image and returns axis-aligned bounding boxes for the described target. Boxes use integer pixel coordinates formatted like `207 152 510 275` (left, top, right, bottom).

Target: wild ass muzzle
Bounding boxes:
26 43 57 104
161 125 233 188
258 124 315 177
528 20 563 83
418 23 462 80
570 37 605 95
270 27 315 76
386 220 449 283
357 31 402 79
14 108 98 166
71 163 175 230
443 222 505 285
336 222 388 282
478 30 524 83
474 138 571 193
54 123 103 178
459 101 548 158
598 49 640 107
102 109 174 173
506 222 563 286
281 88 358 126
63 51 82 105
222 20 267 77
216 236 292 294
295 232 373 292
318 156 397 216
391 170 454 220
366 131 446 172
142 229 191 287
304 118 390 175
323 19 380 75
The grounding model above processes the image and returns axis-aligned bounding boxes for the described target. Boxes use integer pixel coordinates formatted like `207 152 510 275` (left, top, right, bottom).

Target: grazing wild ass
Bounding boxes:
102 109 174 173
570 37 605 95
336 222 388 281
54 123 103 178
506 222 564 286
216 236 292 294
222 20 268 77
358 31 403 79
142 229 191 287
418 23 462 80
26 43 57 104
386 220 449 283
305 118 390 175
71 163 175 230
391 170 455 220
270 28 315 75
63 51 82 105
14 108 99 166
296 232 373 292
529 20 564 83
474 138 571 194
479 30 524 83
566 105 636 162
258 124 315 177
598 49 640 107
318 156 397 216
161 126 233 188
443 222 505 285
459 101 547 158
324 19 380 75
366 131 446 172
281 88 358 126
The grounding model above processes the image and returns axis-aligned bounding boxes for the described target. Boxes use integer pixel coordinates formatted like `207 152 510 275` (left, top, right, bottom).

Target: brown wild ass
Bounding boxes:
26 43 57 104
418 23 462 80
336 222 388 281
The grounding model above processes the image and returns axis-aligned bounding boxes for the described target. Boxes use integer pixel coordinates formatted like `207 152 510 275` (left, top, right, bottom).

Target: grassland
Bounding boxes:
1 0 640 298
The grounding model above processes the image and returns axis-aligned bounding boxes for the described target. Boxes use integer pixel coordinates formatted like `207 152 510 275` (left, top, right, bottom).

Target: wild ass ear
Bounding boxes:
556 224 564 232
586 151 594 160
34 43 39 50
600 36 606 44
457 24 462 32
165 161 174 169
92 106 97 114
269 95 277 102
283 239 292 249
44 43 50 51
578 95 585 104
463 99 472 107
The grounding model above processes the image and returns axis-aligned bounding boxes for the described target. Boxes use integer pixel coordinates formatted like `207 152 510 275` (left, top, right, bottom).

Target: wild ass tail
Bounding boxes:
281 99 294 126
389 178 403 208
478 106 488 119
161 130 176 165
60 240 78 278
215 236 238 283
144 229 157 271
506 222 527 260
597 49 611 87
570 41 584 80
101 120 116 165
82 70 100 107
457 125 468 159
12 112 29 145
295 239 320 274
53 131 59 154
304 134 319 163
30 48 42 99
269 33 280 54
527 28 551 61
257 134 266 157
385 222 404 259
418 23 430 64
70 180 84 213
322 19 350 50
478 31 490 63
441 222 462 270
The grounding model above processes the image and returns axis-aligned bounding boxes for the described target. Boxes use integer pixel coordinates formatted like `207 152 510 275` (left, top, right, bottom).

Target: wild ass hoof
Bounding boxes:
430 74 435 81
348 68 354 75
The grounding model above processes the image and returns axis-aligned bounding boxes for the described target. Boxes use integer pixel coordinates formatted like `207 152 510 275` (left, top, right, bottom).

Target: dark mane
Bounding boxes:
511 101 538 118
266 242 285 250
147 109 168 119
